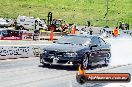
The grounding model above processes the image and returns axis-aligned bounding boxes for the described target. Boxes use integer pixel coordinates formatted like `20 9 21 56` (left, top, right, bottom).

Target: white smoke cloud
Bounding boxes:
106 37 132 66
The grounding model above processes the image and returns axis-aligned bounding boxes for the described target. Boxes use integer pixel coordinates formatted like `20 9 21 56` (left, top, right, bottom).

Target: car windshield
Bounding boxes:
56 35 91 45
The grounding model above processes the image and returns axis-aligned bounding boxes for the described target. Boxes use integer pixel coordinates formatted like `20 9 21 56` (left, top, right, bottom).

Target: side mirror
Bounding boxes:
53 41 56 43
90 45 98 50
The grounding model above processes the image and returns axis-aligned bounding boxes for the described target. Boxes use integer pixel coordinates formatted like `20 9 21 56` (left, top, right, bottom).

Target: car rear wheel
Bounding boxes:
82 54 89 69
104 58 109 66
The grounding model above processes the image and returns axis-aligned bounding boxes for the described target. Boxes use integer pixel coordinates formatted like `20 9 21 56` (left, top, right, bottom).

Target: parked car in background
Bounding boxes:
40 34 111 69
0 18 9 28
0 28 22 40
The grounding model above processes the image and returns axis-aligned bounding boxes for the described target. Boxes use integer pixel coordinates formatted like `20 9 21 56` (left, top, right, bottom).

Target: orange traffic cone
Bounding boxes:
50 29 54 41
113 27 119 37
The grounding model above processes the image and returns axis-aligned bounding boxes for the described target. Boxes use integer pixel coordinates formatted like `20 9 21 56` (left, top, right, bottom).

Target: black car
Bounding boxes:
40 34 111 69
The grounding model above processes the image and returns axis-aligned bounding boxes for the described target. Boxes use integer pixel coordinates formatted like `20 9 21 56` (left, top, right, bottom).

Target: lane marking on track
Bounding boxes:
0 64 131 87
0 57 38 62
88 63 132 73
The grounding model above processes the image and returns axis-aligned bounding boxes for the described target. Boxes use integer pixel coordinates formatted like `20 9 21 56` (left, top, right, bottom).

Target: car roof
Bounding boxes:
65 34 98 39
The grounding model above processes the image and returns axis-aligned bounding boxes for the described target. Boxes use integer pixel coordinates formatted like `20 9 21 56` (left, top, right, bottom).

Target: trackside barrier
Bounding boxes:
40 31 62 36
1 29 132 60
0 46 33 59
122 30 132 35
39 31 62 40
0 44 50 60
39 29 132 41
22 31 33 40
100 28 132 38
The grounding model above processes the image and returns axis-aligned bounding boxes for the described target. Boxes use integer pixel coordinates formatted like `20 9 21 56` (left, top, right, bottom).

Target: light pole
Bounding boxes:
104 0 108 18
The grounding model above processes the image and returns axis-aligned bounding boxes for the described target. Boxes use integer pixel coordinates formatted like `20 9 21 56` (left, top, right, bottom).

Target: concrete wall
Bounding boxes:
0 44 50 59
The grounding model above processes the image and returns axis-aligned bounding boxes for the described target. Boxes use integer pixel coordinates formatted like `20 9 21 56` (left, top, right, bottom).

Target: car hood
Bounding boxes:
44 43 87 52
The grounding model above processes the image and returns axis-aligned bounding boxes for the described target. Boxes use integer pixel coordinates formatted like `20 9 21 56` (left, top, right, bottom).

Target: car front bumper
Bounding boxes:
43 61 75 66
40 55 81 66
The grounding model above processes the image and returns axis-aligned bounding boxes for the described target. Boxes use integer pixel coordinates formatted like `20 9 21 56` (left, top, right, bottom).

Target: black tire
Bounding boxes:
82 54 89 69
41 58 49 67
104 52 111 66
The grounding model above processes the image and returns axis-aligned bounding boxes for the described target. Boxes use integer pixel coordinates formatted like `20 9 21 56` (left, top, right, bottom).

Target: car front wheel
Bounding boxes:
41 58 49 67
82 54 89 69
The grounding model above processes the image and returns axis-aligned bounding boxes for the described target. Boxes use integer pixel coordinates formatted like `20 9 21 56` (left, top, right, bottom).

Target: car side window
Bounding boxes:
98 37 106 45
91 36 100 45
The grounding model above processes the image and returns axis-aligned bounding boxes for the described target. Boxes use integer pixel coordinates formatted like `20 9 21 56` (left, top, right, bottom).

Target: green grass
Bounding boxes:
0 0 131 28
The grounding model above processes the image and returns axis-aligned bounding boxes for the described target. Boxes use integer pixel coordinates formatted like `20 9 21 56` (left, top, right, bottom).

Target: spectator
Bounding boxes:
89 25 93 35
113 27 119 37
125 23 129 30
119 22 123 30
122 23 126 30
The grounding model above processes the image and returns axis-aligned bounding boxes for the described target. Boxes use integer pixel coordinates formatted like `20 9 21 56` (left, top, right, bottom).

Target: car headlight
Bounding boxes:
40 50 47 54
43 50 48 54
64 52 77 57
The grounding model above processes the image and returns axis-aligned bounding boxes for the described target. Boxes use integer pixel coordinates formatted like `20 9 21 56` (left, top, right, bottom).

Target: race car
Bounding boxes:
40 34 111 69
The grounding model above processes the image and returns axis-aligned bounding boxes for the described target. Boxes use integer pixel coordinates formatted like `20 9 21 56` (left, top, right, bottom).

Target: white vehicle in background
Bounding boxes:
0 18 9 28
16 15 47 31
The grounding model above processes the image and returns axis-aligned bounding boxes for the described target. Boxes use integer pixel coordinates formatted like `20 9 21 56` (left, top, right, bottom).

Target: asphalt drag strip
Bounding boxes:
0 57 131 87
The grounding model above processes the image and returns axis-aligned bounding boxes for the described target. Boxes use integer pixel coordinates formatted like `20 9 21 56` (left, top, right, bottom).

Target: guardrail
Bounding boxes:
39 31 62 40
100 28 132 37
122 30 132 35
0 44 50 60
0 29 132 60
40 31 62 36
0 46 33 59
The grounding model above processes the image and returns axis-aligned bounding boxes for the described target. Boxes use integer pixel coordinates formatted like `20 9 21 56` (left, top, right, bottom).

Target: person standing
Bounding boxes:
113 27 119 37
89 25 93 35
119 22 123 30
125 23 129 30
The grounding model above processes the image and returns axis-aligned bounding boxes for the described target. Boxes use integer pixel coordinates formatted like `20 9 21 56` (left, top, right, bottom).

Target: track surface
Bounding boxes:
0 57 131 87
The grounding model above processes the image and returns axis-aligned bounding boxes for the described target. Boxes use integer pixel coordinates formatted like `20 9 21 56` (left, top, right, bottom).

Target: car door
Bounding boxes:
98 37 111 59
90 36 101 62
